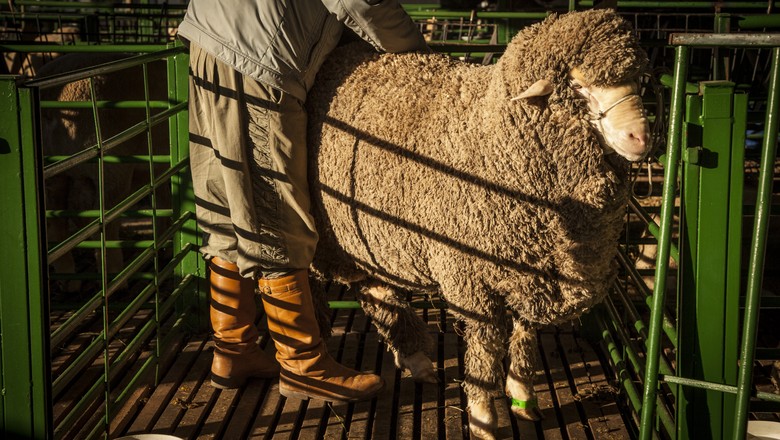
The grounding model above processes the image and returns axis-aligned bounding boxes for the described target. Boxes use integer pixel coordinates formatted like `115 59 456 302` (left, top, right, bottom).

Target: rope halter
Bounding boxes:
588 93 641 122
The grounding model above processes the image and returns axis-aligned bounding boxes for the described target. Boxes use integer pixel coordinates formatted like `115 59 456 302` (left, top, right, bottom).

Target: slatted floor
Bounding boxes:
106 286 632 440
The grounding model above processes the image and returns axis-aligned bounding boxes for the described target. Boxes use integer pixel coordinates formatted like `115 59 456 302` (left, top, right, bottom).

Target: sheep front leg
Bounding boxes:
461 317 507 440
358 281 436 383
506 317 544 421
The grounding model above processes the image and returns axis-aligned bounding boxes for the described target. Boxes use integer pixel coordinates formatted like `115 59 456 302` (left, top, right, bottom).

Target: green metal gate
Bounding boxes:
592 32 780 440
0 44 202 439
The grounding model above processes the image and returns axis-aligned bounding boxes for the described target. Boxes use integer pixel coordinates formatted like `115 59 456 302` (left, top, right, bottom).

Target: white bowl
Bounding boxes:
748 421 780 440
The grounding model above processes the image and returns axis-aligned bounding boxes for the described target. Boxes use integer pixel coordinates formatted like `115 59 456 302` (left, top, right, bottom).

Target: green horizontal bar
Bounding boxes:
11 0 187 11
24 46 185 88
662 375 780 403
579 1 779 8
670 33 780 47
755 348 780 358
328 300 361 309
44 154 172 164
73 240 156 249
49 300 155 311
406 10 547 19
750 295 780 309
429 42 506 53
1 44 170 53
49 272 160 282
40 100 170 109
327 299 449 309
47 209 174 218
737 14 780 29
659 73 699 94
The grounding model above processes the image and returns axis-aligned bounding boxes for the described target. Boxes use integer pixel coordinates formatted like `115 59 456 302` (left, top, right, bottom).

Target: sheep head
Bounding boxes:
500 9 651 162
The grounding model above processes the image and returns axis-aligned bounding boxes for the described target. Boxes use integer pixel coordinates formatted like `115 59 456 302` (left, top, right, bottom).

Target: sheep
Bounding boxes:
2 26 81 77
36 52 169 294
306 9 651 439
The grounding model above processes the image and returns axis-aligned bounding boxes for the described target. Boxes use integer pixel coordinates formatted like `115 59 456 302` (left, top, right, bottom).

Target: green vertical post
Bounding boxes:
733 47 780 439
167 44 205 331
677 81 746 440
713 14 731 81
0 78 51 439
639 45 689 440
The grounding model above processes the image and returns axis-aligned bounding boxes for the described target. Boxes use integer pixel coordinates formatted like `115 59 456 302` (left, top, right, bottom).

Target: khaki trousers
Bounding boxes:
188 43 318 279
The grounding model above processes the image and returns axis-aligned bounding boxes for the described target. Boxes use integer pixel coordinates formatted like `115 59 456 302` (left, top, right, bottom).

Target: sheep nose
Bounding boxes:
625 131 650 158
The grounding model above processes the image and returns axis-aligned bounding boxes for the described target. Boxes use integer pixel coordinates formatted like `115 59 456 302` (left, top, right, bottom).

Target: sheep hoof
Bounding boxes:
468 427 497 440
396 351 438 383
512 398 544 422
467 414 497 440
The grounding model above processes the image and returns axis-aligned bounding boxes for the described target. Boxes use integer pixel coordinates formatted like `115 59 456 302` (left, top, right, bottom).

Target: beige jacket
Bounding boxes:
177 0 427 102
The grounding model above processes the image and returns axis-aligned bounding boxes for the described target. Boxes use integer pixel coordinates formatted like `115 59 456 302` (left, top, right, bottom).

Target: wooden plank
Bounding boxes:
536 328 565 440
196 387 239 439
396 342 416 440
151 340 215 437
219 335 277 439
173 358 221 439
561 329 630 439
442 330 465 440
323 309 358 439
420 308 440 440
120 337 203 435
295 391 328 440
341 306 379 440
370 339 400 440
248 381 284 439
543 330 589 439
269 394 306 440
221 380 271 440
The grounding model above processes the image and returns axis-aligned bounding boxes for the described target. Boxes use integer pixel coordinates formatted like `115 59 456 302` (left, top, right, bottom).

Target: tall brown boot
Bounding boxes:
259 270 385 402
210 257 280 389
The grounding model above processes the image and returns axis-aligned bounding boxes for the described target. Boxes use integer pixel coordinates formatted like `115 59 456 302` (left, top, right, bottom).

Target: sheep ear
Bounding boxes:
513 79 554 100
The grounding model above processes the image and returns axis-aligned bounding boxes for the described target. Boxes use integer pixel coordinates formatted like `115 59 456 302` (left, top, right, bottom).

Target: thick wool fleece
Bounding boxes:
307 9 645 394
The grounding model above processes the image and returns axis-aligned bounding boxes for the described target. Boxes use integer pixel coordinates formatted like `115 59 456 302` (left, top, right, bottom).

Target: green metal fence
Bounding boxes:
0 44 200 439
591 32 780 440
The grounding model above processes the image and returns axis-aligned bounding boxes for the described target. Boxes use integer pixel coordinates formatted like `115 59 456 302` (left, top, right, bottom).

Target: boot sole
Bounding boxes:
211 371 280 390
279 379 385 403
211 378 245 390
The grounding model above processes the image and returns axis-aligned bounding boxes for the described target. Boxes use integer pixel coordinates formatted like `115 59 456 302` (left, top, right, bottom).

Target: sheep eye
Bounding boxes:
570 81 583 90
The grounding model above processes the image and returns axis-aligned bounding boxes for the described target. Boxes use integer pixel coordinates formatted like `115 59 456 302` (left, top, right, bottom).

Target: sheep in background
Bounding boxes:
36 52 169 294
2 26 80 77
307 9 650 439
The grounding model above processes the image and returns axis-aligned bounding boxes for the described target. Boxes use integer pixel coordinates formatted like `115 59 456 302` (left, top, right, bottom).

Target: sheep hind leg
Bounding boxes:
460 317 508 440
506 317 544 421
357 281 436 383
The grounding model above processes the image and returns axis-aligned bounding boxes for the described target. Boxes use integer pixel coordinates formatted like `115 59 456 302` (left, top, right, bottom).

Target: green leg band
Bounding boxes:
510 397 538 410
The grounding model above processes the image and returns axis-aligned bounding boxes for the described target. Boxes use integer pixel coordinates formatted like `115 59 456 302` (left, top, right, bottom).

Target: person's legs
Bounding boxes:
259 272 385 402
189 42 383 400
240 63 384 403
209 257 280 388
189 42 280 387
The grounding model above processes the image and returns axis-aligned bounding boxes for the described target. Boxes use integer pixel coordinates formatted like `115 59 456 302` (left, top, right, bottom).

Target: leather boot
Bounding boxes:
259 270 385 402
210 257 280 389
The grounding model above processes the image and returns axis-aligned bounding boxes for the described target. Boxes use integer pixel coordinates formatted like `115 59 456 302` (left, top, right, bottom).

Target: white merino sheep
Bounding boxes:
307 9 651 439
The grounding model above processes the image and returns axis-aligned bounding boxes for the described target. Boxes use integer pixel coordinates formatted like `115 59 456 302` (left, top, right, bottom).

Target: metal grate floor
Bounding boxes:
108 289 633 440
